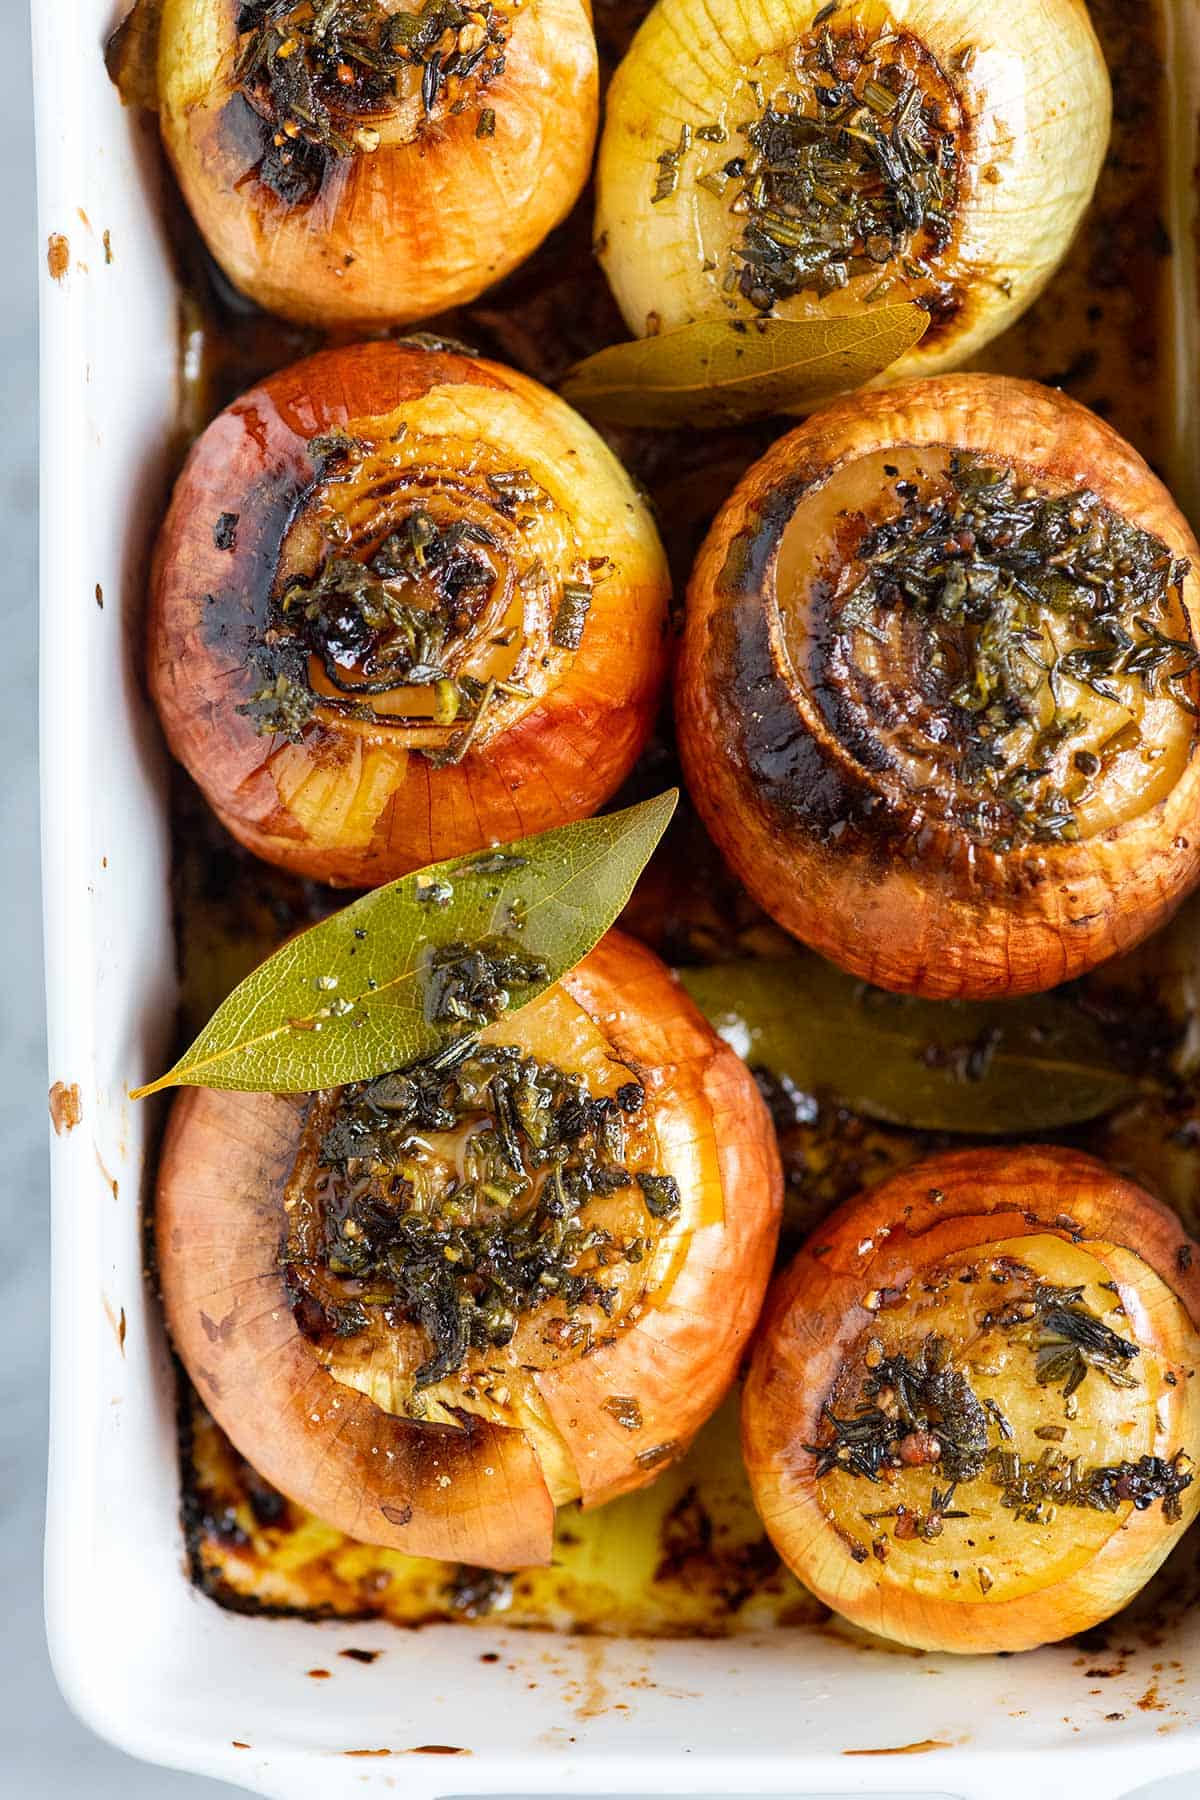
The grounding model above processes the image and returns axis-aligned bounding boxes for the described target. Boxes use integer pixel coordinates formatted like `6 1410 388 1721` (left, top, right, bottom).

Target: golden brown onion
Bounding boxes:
157 931 782 1567
743 1145 1200 1653
156 0 597 326
595 0 1109 380
677 374 1200 999
149 340 670 886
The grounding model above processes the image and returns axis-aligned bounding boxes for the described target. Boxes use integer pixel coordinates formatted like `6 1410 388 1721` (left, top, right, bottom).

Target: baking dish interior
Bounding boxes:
36 0 1200 1794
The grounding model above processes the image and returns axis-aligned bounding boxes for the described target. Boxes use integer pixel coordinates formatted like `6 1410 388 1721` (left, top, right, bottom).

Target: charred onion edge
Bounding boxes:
677 374 1200 998
742 1144 1200 1652
157 930 782 1565
148 340 670 887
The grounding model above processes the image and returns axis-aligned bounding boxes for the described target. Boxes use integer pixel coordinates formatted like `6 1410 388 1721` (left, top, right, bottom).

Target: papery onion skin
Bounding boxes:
156 930 782 1566
156 0 598 328
595 0 1109 384
742 1146 1200 1654
677 374 1200 1000
149 341 670 887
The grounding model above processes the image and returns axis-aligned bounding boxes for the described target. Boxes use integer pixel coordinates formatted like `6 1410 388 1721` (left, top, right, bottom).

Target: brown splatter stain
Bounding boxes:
1138 1681 1167 1712
231 1741 251 1750
339 1648 381 1664
573 1638 610 1721
408 1745 469 1755
95 1146 118 1199
101 1296 127 1356
102 229 113 265
47 235 70 281
307 1668 331 1680
844 1738 952 1756
344 1748 392 1757
49 1082 82 1134
95 583 104 609
76 207 90 228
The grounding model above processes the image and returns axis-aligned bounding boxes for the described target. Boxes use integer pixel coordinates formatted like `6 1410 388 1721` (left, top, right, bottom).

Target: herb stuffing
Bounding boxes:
808 1332 989 1485
983 1274 1141 1397
235 437 593 749
285 1043 678 1387
234 0 512 202
987 1447 1193 1524
706 27 959 313
837 454 1197 845
281 510 503 703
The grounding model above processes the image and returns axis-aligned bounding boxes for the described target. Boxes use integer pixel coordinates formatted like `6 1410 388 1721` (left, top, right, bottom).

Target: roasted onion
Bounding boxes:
149 340 670 886
157 930 782 1568
156 0 597 326
742 1145 1200 1653
595 0 1109 380
677 374 1200 999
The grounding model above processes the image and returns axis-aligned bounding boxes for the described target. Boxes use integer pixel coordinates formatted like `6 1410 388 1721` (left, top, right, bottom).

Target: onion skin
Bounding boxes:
157 931 782 1566
676 374 1200 999
157 0 598 328
595 0 1109 382
743 1146 1200 1654
149 341 670 886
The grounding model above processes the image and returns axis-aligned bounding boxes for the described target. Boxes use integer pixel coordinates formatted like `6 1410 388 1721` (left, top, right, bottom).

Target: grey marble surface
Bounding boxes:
3 0 1199 1793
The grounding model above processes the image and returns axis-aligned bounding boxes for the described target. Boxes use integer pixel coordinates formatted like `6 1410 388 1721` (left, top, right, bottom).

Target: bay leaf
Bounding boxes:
132 790 677 1098
558 305 929 429
679 955 1144 1135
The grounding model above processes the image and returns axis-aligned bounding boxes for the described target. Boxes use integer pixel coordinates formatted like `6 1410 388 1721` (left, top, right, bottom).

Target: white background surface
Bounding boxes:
3 0 1199 1793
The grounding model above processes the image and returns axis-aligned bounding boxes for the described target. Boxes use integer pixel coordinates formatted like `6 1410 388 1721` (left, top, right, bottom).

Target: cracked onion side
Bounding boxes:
743 1146 1200 1654
676 374 1200 1000
595 0 1110 381
156 0 597 327
157 931 782 1568
149 340 670 886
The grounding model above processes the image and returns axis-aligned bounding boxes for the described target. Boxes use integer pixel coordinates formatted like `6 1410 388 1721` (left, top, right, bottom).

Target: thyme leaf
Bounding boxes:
987 1447 1193 1524
808 1333 988 1485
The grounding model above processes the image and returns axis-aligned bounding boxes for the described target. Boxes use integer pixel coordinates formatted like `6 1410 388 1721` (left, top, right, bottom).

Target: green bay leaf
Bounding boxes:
558 305 929 429
133 790 677 1098
679 955 1143 1135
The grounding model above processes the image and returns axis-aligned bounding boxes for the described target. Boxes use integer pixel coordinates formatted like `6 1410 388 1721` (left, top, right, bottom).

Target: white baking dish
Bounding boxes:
36 1 1200 1794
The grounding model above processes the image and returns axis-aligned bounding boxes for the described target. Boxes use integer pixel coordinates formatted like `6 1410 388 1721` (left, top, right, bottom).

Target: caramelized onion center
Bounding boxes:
812 1233 1193 1603
282 984 680 1429
690 22 962 319
773 447 1198 845
254 429 592 749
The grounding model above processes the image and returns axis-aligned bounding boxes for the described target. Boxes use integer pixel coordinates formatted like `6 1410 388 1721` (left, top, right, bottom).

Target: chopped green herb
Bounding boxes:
236 670 317 742
724 29 957 311
235 0 512 200
838 455 1196 845
552 581 593 651
286 1042 672 1387
420 935 549 1029
636 1172 681 1220
988 1447 1193 1523
809 1333 988 1486
982 1270 1141 1397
